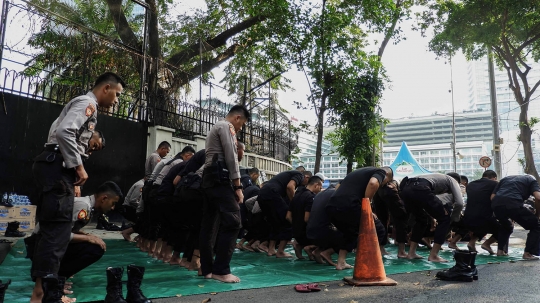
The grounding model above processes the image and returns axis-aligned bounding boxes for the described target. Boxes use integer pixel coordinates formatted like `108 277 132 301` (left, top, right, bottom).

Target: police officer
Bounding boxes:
400 173 464 262
30 72 125 303
26 182 123 302
199 105 250 283
491 174 540 259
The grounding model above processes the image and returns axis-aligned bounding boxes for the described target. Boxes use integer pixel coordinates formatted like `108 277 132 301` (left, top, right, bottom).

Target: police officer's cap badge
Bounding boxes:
85 103 96 117
77 209 87 220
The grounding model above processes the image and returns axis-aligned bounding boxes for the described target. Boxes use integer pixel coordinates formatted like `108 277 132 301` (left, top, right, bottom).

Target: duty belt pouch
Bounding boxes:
181 172 202 190
202 154 230 188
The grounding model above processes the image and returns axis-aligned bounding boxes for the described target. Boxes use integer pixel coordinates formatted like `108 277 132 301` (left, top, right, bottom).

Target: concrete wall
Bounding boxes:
147 126 291 178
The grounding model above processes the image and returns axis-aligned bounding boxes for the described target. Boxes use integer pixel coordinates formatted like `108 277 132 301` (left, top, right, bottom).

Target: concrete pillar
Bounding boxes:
194 135 206 151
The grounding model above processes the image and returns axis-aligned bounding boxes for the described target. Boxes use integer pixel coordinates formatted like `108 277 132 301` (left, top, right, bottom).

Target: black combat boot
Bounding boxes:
436 250 474 282
42 275 63 303
0 279 11 303
105 267 127 303
126 264 151 303
4 221 26 237
469 251 478 280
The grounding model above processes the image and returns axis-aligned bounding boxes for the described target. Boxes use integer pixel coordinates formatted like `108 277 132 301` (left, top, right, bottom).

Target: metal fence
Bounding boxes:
0 0 296 161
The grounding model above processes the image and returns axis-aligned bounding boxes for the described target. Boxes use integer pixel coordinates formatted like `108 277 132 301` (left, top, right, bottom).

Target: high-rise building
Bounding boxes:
467 57 540 175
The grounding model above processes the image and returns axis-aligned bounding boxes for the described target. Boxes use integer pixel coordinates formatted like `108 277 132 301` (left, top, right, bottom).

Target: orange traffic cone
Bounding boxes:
343 198 397 286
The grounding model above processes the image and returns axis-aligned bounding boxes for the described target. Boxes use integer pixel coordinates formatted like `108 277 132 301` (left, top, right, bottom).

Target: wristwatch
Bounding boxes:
233 185 243 190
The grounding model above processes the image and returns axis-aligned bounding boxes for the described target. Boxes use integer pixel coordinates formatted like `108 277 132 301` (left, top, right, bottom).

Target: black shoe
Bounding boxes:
436 250 474 282
0 200 13 208
126 264 151 303
97 214 107 230
42 274 63 303
106 223 123 232
469 251 478 280
0 279 11 303
4 221 26 237
104 267 127 303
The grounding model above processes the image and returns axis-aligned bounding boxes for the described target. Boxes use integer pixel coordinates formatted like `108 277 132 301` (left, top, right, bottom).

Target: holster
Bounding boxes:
202 154 231 188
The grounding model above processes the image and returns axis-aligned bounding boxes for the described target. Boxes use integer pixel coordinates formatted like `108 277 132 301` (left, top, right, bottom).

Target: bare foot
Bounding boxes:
523 252 539 260
169 256 181 265
304 246 315 261
242 244 255 252
276 251 293 258
236 243 246 251
380 247 389 256
212 274 240 283
179 258 190 269
62 295 76 303
188 260 200 271
259 242 269 253
335 262 353 270
292 241 304 259
407 254 424 260
467 245 477 253
251 241 261 252
397 252 408 259
481 245 495 255
497 251 508 256
320 251 337 266
267 250 276 257
162 254 172 263
447 242 458 249
121 229 133 242
428 255 448 262
313 249 324 264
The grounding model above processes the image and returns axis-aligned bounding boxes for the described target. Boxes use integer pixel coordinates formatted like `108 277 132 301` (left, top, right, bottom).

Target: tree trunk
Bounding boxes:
346 158 353 175
314 92 327 174
519 107 540 180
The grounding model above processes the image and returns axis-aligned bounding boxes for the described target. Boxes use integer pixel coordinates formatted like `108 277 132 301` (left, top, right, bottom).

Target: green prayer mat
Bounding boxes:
1 239 524 302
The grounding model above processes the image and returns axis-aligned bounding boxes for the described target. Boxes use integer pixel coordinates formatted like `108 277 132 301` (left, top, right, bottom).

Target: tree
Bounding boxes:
23 0 301 110
327 73 388 173
418 0 540 180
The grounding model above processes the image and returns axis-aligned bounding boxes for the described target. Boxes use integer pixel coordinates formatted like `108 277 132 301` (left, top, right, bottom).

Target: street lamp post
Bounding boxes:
450 56 457 172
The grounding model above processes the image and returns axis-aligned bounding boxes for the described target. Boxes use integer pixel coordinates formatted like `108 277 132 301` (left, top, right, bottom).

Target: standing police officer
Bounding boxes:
199 105 250 283
30 72 125 303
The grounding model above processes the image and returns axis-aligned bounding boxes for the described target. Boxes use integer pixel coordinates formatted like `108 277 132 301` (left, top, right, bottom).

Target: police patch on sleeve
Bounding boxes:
229 124 236 136
85 103 96 117
77 209 87 220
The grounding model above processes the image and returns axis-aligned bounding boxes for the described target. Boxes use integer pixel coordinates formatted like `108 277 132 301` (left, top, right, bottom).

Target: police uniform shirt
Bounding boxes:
492 175 540 208
204 119 240 180
265 170 304 199
34 195 95 239
154 158 183 186
178 149 206 178
123 179 144 208
328 167 385 210
46 92 98 168
145 152 162 179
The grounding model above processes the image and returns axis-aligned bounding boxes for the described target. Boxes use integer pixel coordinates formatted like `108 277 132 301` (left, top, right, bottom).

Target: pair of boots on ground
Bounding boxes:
436 249 478 282
4 221 26 237
39 265 151 303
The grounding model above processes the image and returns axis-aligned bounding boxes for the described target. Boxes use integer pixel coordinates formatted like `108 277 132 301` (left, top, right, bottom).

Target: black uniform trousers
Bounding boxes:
178 187 204 260
25 234 104 279
400 179 452 245
199 183 241 276
327 203 387 252
31 150 76 279
258 186 292 241
493 196 540 255
373 193 408 244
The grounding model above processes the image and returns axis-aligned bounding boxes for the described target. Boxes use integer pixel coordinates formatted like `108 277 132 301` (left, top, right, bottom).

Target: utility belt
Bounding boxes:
44 144 61 153
202 158 231 189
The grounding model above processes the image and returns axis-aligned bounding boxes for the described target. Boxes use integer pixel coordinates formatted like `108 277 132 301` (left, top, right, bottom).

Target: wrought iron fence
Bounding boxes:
0 0 296 161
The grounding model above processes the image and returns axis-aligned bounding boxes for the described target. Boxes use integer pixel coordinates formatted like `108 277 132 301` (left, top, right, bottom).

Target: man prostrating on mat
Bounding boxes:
26 181 123 302
326 167 393 270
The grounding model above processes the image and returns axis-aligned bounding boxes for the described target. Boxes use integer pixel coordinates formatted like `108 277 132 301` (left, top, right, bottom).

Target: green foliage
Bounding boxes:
326 73 388 169
419 0 540 179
